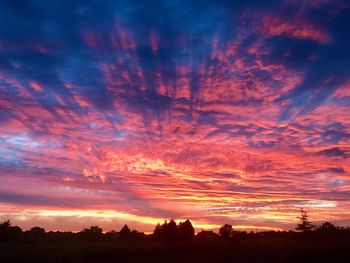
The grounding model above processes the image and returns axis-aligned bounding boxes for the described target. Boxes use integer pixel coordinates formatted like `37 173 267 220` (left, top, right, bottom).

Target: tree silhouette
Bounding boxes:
80 226 103 241
105 230 118 241
89 226 103 234
219 224 233 239
130 229 145 239
119 224 131 239
26 226 46 241
153 223 163 238
153 219 185 240
178 220 195 240
296 209 316 232
29 227 45 237
317 222 337 232
0 217 350 262
163 219 178 240
0 220 11 228
0 220 22 241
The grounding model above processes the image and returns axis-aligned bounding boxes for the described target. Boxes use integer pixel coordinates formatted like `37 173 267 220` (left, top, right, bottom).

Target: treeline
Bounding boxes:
0 219 192 243
1 213 350 243
1 211 350 263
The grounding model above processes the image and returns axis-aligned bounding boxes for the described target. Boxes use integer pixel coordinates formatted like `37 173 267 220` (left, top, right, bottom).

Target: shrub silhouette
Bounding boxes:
196 230 219 240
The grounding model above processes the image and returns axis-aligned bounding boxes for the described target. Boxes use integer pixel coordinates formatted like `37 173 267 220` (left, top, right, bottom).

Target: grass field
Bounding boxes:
1 236 349 263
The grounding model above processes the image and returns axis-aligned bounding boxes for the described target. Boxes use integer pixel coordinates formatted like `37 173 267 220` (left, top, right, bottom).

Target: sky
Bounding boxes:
0 0 350 233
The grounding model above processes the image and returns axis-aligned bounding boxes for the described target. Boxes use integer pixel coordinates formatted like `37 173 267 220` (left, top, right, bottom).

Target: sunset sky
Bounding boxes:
1 0 350 233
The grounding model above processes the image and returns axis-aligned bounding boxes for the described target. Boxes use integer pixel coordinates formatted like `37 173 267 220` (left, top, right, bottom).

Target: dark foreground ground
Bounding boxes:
1 237 350 263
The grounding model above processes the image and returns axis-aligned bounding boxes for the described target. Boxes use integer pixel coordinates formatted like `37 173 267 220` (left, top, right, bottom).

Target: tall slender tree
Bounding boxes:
296 209 316 232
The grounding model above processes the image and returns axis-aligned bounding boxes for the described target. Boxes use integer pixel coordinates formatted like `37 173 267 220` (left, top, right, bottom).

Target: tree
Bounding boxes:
0 220 22 241
119 224 131 239
219 224 233 239
296 209 316 232
88 226 103 234
0 220 11 229
178 220 195 240
105 230 118 241
80 226 103 241
317 222 337 232
28 226 46 240
153 223 163 238
130 229 145 239
163 219 178 240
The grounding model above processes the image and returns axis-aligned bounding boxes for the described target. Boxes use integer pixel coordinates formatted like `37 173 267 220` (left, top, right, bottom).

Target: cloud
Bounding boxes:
317 147 348 157
0 0 349 232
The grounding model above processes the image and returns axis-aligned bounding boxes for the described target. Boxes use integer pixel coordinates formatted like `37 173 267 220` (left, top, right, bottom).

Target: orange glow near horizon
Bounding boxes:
0 207 283 232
